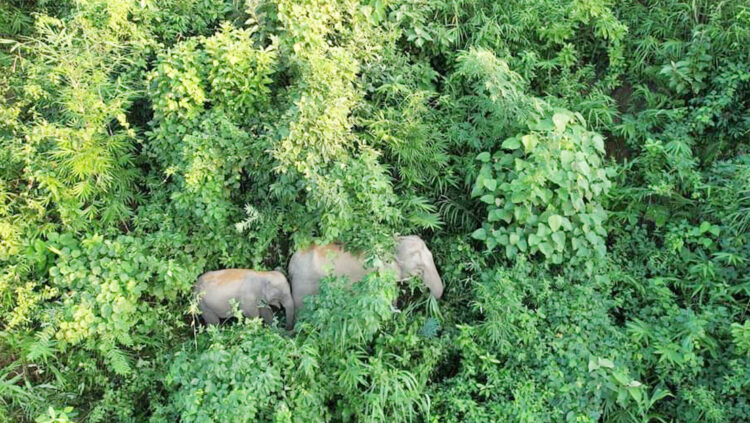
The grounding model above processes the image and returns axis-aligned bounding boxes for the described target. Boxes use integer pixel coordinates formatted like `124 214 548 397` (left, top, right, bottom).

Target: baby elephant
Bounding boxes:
195 269 294 330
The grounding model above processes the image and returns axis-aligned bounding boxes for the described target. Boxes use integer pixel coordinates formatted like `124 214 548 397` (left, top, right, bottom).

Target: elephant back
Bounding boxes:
289 244 365 309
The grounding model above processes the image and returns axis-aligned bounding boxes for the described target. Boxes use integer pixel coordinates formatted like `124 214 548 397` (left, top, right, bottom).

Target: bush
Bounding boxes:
1 0 749 421
472 110 613 263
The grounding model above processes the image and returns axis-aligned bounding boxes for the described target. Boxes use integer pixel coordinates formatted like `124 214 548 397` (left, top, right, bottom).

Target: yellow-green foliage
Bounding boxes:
1 0 749 422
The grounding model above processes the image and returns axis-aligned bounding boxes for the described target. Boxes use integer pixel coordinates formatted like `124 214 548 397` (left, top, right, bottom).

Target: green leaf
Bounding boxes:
537 223 550 237
588 357 600 371
571 237 581 250
598 358 615 369
521 134 538 152
502 137 521 150
612 370 631 386
548 214 563 232
538 242 553 257
476 152 491 162
486 236 498 251
592 134 605 153
483 178 497 191
628 386 643 404
530 118 555 131
472 228 487 240
552 110 573 132
551 231 565 249
560 150 574 167
578 160 591 178
650 388 672 405
510 191 526 203
517 237 527 252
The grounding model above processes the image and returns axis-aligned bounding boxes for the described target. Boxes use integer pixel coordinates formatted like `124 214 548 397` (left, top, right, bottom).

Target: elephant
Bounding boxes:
195 269 294 330
288 235 443 310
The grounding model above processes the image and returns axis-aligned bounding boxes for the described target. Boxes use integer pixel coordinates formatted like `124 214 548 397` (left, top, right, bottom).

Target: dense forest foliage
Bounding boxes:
1 0 749 421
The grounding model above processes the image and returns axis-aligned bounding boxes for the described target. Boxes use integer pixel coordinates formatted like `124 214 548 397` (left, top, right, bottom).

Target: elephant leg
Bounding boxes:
259 307 274 325
202 308 221 325
240 298 260 320
292 277 319 311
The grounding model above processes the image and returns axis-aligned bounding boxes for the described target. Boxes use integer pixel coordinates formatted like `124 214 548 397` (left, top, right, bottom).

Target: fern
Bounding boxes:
105 347 132 376
25 327 56 362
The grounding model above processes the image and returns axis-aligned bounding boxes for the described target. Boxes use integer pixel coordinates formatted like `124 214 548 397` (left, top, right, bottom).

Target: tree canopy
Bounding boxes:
1 0 749 421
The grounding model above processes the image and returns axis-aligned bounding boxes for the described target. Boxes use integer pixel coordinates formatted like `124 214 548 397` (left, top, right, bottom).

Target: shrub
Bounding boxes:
472 110 613 263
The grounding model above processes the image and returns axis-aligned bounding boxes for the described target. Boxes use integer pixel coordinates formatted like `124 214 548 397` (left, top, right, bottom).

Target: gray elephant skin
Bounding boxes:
195 269 294 329
288 235 443 310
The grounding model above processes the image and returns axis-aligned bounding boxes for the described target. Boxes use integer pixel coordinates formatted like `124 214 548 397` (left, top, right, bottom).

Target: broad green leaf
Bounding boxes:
548 214 563 232
502 137 521 150
588 357 600 371
477 152 491 162
510 191 526 203
628 386 642 404
578 160 591 178
592 134 605 153
560 150 574 166
598 358 615 369
487 236 498 251
472 228 487 240
488 209 503 222
521 134 538 152
530 118 555 131
612 370 631 386
651 388 672 404
551 232 565 250
552 110 573 132
517 237 527 252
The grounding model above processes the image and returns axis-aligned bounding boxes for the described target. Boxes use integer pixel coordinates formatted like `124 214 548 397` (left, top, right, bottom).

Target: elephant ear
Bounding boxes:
260 277 272 297
260 278 280 303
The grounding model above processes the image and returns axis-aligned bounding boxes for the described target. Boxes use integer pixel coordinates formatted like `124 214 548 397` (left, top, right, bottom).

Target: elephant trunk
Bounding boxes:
423 262 444 299
282 297 295 330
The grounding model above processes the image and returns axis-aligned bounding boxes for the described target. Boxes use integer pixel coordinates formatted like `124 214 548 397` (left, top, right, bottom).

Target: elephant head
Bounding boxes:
262 272 295 330
393 236 444 299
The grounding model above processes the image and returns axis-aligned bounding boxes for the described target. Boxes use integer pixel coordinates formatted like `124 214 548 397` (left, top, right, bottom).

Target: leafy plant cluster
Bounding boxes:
1 0 749 422
472 108 612 263
154 272 439 423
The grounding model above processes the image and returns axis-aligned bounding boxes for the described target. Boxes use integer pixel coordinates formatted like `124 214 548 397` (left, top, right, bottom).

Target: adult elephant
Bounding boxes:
288 235 443 310
195 269 295 329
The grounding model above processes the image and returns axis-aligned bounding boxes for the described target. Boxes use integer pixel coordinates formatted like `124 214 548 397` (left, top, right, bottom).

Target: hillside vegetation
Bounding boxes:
1 0 749 422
